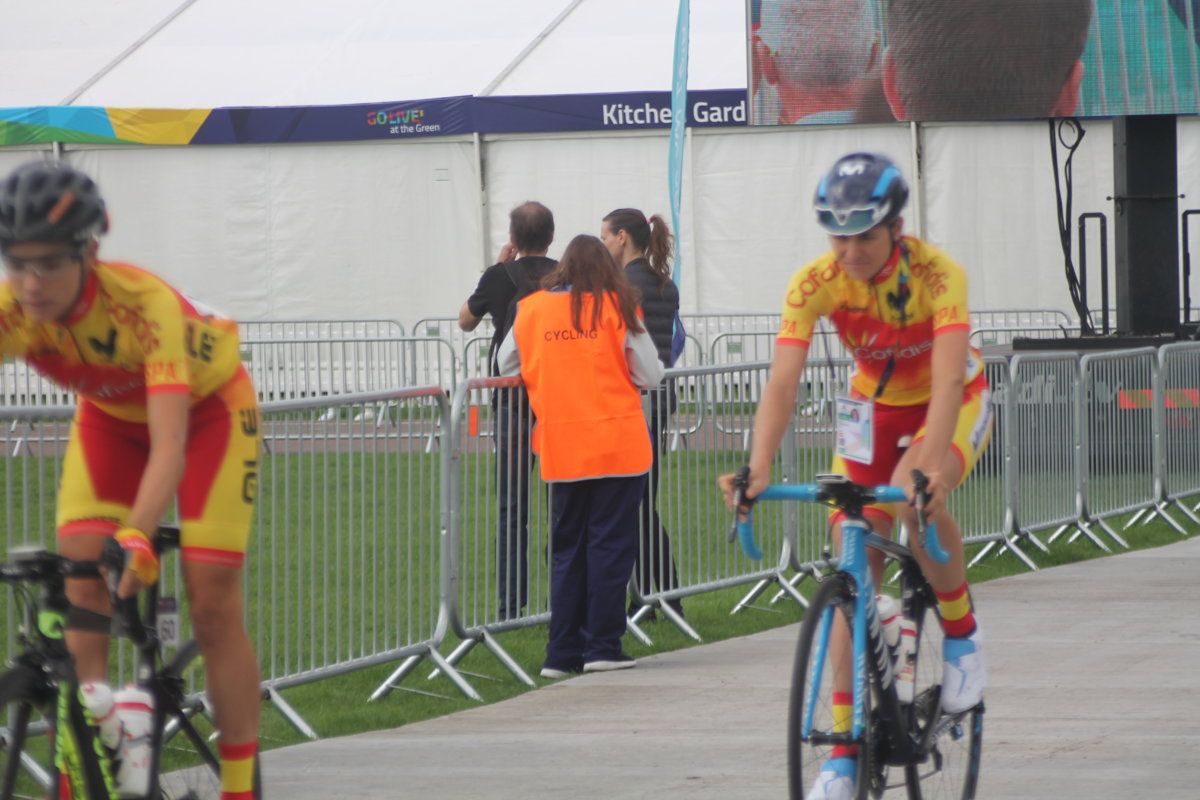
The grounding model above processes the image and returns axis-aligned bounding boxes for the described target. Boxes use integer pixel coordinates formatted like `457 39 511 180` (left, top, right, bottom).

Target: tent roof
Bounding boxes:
3 0 749 109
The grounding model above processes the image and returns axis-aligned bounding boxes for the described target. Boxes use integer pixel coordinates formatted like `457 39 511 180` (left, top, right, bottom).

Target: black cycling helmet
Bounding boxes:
813 152 909 236
0 161 108 246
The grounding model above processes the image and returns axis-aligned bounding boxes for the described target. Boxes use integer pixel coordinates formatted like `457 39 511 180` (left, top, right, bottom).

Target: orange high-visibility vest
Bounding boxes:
512 289 652 482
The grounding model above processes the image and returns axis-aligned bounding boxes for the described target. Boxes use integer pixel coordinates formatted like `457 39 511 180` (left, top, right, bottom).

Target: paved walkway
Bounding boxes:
261 536 1200 798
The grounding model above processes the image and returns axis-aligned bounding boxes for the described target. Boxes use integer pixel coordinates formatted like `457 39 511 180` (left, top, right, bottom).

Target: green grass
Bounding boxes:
256 506 1190 746
0 439 1194 793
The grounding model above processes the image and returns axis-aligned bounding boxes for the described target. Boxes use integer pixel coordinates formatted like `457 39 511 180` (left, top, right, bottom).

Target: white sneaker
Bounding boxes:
582 655 636 672
941 628 986 713
805 757 856 800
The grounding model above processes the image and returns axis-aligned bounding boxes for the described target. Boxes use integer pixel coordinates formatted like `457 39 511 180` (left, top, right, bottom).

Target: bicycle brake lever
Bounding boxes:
727 465 751 543
99 537 125 598
98 537 146 640
728 466 764 560
910 469 950 564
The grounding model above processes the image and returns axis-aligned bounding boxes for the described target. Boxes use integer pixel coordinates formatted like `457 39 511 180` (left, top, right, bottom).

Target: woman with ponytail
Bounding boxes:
600 209 684 621
496 234 664 676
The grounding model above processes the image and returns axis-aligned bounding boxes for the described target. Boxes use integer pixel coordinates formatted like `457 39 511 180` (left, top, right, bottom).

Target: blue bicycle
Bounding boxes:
732 469 982 800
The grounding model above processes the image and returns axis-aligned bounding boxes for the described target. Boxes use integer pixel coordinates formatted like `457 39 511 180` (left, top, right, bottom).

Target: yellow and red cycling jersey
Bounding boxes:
0 261 242 422
777 236 984 406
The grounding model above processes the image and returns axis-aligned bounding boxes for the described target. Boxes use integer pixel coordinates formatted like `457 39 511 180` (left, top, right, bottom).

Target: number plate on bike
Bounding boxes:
157 597 180 647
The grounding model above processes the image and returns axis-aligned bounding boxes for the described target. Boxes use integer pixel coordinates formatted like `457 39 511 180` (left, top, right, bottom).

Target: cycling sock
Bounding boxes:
831 691 857 758
219 740 257 800
936 582 977 639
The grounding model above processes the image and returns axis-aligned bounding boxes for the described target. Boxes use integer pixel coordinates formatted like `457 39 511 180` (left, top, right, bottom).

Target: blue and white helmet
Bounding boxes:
813 152 909 236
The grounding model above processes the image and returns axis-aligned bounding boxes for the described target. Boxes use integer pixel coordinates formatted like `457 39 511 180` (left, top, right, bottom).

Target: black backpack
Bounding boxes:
502 260 542 337
490 259 550 376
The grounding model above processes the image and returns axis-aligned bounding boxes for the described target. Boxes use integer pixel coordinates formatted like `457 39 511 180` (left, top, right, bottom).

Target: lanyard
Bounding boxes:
870 247 910 400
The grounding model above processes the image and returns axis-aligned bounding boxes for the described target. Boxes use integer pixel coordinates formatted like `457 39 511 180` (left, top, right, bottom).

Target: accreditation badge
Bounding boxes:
835 395 874 465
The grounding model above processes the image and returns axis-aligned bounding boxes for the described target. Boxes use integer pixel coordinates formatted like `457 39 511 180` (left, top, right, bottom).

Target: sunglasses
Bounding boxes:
1 251 82 279
815 206 889 236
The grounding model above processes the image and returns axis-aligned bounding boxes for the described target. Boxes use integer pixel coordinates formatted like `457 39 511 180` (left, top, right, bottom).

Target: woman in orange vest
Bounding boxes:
497 234 665 677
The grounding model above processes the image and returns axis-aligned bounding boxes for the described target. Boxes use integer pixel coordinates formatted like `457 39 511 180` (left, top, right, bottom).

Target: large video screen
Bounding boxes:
749 0 1200 124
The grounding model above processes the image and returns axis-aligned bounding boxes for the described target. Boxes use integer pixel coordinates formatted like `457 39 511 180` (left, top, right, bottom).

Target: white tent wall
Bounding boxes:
925 116 1200 318
4 117 1198 327
688 124 913 313
481 131 673 292
923 121 1115 315
0 147 47 180
474 117 1200 321
60 139 480 324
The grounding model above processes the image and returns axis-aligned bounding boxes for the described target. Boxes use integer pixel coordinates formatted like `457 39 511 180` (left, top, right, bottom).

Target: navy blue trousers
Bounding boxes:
545 474 645 667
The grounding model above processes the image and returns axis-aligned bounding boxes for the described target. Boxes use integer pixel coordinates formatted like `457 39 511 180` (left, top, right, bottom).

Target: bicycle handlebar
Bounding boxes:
0 549 102 583
0 526 180 642
729 469 950 564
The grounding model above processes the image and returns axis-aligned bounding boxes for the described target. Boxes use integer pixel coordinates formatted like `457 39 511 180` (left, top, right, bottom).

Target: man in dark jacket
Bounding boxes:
460 202 556 620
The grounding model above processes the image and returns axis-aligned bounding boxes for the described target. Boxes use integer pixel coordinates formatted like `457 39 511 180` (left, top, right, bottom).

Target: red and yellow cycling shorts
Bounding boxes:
56 367 260 567
830 371 993 528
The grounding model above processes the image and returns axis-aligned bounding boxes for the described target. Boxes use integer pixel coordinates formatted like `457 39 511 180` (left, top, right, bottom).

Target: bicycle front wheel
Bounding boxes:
788 575 871 800
904 600 983 800
0 664 48 800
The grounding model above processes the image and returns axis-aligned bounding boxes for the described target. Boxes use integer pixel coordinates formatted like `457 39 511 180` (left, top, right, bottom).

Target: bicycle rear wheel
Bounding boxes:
788 575 872 800
903 592 983 799
155 711 263 800
153 642 261 800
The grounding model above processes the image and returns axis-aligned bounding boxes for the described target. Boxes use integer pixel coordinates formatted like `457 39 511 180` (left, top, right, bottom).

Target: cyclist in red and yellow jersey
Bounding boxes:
0 161 260 799
720 153 991 800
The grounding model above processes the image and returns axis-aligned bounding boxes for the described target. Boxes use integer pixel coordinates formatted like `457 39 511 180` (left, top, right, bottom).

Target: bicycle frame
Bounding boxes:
807 515 886 741
0 528 213 800
735 478 947 747
0 552 119 799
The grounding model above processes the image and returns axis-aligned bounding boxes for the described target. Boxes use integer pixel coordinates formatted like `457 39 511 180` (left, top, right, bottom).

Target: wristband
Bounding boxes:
114 527 159 586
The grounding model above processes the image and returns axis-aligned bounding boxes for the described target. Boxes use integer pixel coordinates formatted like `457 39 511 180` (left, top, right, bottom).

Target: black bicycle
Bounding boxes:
0 526 258 799
732 470 983 799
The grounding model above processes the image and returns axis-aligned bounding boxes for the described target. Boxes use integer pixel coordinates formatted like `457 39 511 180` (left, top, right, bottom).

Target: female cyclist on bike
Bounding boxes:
719 152 992 800
0 161 262 800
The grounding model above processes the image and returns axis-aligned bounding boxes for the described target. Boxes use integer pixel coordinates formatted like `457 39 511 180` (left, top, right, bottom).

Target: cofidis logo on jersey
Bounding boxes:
366 105 441 136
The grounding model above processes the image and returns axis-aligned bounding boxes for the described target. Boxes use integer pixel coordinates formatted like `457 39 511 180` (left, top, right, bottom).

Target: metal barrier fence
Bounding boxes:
427 364 813 683
1011 353 1080 539
1078 349 1159 546
0 320 409 408
0 363 74 407
242 337 458 403
4 339 1199 722
970 326 1083 348
412 310 1078 378
950 357 1009 549
1157 344 1200 526
252 387 469 725
461 332 706 383
707 324 846 368
412 316 489 361
971 309 1073 329
238 319 405 341
0 387 471 736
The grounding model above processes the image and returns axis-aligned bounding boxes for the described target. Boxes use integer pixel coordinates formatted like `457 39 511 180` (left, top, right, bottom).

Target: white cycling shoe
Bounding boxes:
941 628 986 713
806 757 856 800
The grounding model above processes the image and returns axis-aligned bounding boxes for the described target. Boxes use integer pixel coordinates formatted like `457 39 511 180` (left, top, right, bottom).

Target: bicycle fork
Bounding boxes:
801 519 901 743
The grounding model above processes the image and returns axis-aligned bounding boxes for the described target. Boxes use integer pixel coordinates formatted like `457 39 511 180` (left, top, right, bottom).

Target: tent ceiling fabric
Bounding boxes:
2 0 749 108
487 0 747 95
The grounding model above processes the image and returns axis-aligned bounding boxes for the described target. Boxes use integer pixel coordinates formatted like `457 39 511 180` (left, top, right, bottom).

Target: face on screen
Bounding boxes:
750 0 1197 124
